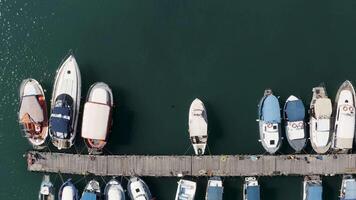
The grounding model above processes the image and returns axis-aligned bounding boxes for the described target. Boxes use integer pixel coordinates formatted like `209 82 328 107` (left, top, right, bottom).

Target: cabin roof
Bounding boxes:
262 95 281 123
307 185 322 200
345 181 356 200
315 99 332 118
82 102 111 140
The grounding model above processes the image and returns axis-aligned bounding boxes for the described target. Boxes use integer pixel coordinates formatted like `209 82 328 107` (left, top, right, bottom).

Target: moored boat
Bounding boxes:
18 78 48 149
175 179 196 200
340 175 356 200
38 175 55 200
309 85 332 154
81 82 113 154
49 54 81 150
127 177 152 200
331 80 356 153
303 175 322 200
205 177 223 200
258 89 282 154
188 98 208 155
243 177 260 200
283 95 307 152
80 180 101 200
58 179 79 200
104 178 125 200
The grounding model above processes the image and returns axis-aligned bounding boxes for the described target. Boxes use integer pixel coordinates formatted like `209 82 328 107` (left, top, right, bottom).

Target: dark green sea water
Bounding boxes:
1 0 356 199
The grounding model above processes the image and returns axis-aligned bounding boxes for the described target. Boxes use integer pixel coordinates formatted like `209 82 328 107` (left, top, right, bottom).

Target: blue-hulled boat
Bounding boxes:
80 180 101 200
243 177 260 200
258 89 282 154
303 176 322 200
58 179 79 200
205 177 223 200
283 95 307 152
340 175 356 200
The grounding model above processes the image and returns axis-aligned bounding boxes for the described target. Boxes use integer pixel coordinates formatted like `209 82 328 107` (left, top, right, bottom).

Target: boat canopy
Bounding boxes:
307 185 322 200
50 107 71 134
344 181 356 200
247 186 260 200
19 96 44 122
207 187 223 200
81 102 111 140
81 192 97 200
314 99 332 119
285 99 305 121
261 95 281 123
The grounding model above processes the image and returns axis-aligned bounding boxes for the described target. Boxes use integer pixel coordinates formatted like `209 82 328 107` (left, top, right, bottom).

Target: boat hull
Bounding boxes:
188 98 208 155
127 177 152 200
104 179 125 200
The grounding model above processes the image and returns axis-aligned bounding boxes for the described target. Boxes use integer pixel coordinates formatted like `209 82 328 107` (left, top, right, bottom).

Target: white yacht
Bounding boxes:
104 178 125 200
49 53 81 150
127 177 152 200
303 175 322 200
205 177 223 200
188 98 208 155
18 78 48 149
58 179 79 200
331 80 356 153
243 177 260 200
309 86 332 154
81 82 114 154
340 175 356 200
38 175 55 200
175 179 196 200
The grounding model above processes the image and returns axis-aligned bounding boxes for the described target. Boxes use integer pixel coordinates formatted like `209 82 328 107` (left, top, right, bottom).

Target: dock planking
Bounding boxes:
27 151 356 177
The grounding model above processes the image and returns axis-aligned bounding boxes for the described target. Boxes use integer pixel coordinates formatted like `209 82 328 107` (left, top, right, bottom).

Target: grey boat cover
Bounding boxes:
342 181 356 200
19 96 44 122
285 99 305 121
307 185 322 200
207 187 223 200
81 192 97 200
261 95 281 123
247 186 260 200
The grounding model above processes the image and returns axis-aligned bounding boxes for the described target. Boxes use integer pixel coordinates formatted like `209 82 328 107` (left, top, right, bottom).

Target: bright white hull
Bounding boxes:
188 98 208 155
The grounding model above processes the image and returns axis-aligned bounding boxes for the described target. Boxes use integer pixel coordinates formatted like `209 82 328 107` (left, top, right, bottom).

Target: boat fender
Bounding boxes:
343 106 348 111
350 106 354 112
267 123 273 128
292 123 297 128
298 122 303 128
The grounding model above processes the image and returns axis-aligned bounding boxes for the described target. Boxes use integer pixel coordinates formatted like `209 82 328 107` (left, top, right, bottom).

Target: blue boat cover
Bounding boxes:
81 192 97 200
50 107 71 134
261 95 281 123
285 100 305 122
344 181 356 200
247 186 260 200
207 187 223 200
307 185 322 200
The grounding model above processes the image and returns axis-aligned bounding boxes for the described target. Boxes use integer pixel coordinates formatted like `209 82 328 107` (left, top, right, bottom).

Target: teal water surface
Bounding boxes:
1 0 356 199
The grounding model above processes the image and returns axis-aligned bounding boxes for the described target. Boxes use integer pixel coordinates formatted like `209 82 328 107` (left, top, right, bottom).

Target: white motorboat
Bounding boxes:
175 179 196 200
331 80 356 153
58 179 79 200
127 177 152 200
38 175 55 200
18 78 48 149
104 178 125 200
81 82 113 154
188 98 208 155
49 53 81 150
243 177 260 200
309 85 332 154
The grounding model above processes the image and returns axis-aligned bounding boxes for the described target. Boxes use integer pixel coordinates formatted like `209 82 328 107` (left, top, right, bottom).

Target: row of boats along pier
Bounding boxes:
18 52 356 200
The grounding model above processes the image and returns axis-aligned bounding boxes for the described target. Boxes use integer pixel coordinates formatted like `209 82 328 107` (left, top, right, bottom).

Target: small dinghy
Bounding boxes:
303 176 322 200
38 175 55 200
58 179 79 200
331 80 356 153
309 86 332 154
81 82 113 154
127 177 152 200
81 180 101 200
283 95 307 152
175 179 196 200
340 175 356 200
243 177 260 200
205 177 223 200
50 54 81 150
258 89 282 154
188 98 208 155
18 78 48 149
104 178 125 200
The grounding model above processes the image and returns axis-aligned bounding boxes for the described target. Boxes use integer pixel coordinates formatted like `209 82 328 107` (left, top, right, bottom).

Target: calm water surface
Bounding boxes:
1 0 356 199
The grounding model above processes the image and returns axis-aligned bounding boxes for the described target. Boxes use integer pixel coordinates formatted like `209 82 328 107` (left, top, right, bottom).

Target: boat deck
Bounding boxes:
27 151 356 177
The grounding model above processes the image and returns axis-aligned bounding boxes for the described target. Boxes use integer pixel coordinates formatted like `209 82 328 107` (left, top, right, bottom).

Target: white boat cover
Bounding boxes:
314 99 332 119
82 102 110 140
189 99 207 137
19 96 44 122
317 119 330 132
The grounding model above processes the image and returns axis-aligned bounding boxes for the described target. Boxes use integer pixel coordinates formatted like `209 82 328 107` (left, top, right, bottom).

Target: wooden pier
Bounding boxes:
27 151 356 177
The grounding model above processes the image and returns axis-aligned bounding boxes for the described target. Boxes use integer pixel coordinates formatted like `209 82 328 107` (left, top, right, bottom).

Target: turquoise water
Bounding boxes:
1 0 356 199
